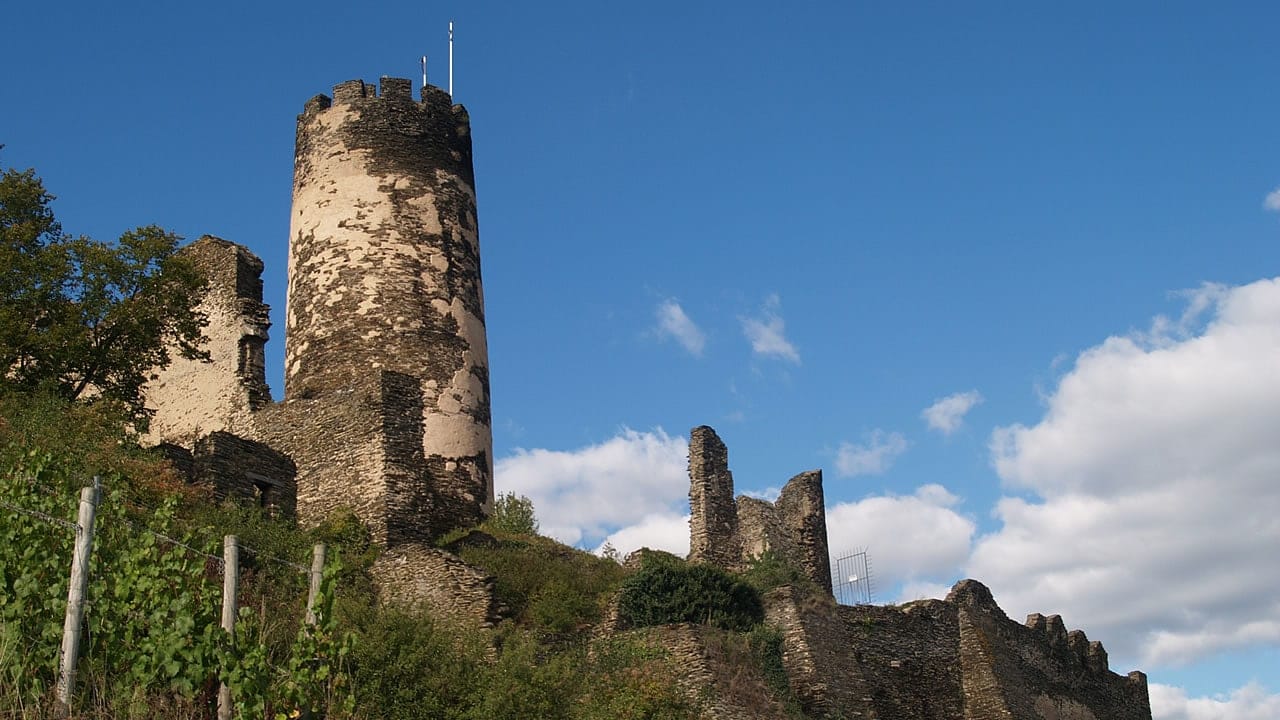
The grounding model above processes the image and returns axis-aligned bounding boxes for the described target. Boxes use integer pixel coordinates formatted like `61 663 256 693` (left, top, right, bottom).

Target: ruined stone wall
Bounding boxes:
286 77 492 531
761 580 1150 720
687 426 831 591
627 623 792 720
838 600 964 719
763 586 875 717
736 496 793 561
144 236 270 446
191 431 296 517
946 581 1152 720
371 544 504 628
775 470 833 594
689 426 740 567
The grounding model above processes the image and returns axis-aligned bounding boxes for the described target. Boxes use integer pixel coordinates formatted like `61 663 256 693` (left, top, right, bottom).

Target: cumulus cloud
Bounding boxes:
1150 682 1280 720
741 294 800 363
654 299 706 357
972 277 1280 668
495 428 689 547
826 484 975 592
593 512 690 558
921 390 984 435
835 430 908 477
1264 187 1280 212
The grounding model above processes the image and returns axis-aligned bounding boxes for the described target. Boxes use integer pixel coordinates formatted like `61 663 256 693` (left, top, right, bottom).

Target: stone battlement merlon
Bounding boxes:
1021 611 1116 676
301 77 469 121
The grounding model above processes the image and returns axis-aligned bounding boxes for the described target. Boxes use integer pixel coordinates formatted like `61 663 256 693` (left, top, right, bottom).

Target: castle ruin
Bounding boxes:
686 425 1151 719
145 77 492 552
140 76 1153 717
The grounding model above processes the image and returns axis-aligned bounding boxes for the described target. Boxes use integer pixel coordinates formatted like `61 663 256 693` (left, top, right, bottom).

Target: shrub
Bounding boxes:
452 534 625 637
616 555 764 631
485 491 538 535
344 606 489 720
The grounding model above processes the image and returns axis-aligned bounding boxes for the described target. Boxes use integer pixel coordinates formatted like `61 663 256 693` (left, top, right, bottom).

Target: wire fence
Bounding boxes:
0 474 330 716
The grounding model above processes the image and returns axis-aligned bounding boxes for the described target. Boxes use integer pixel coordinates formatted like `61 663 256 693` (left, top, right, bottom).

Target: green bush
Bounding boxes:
452 533 626 637
484 492 538 535
344 606 489 720
616 555 764 631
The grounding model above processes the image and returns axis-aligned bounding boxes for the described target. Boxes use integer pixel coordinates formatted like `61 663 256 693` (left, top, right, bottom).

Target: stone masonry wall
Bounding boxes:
688 425 740 568
775 470 833 594
764 586 876 717
254 375 390 543
838 600 964 719
191 431 296 517
144 236 271 446
761 580 1151 720
736 496 793 561
626 623 793 720
687 425 831 591
286 77 493 532
946 581 1152 720
371 544 504 628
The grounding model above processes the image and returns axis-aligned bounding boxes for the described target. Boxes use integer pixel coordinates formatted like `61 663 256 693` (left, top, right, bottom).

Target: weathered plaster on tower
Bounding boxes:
284 77 493 539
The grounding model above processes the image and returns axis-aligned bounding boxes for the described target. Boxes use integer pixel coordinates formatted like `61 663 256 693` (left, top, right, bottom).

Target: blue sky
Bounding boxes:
4 2 1278 717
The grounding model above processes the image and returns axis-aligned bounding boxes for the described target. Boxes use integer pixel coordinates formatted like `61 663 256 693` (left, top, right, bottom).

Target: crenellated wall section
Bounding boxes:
762 580 1151 720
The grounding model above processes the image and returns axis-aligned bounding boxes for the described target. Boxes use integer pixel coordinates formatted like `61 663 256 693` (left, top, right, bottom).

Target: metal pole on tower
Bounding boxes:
448 21 454 97
421 55 427 90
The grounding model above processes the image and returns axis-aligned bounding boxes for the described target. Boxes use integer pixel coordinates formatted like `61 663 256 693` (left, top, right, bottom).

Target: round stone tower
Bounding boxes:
284 77 492 537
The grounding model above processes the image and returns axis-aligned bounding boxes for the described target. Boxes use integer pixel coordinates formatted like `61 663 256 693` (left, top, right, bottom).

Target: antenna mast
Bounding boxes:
448 21 454 97
421 55 427 90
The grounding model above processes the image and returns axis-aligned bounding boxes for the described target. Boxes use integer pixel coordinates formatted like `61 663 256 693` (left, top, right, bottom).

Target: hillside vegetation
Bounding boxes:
0 389 812 719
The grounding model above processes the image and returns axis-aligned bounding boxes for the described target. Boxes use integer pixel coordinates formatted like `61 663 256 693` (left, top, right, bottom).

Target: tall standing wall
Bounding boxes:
285 77 493 539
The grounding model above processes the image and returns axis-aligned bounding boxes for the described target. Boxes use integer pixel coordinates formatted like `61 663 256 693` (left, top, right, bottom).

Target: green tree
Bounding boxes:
487 491 539 535
0 162 208 426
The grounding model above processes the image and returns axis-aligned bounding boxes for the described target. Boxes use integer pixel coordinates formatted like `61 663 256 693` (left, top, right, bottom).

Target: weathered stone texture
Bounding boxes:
145 236 271 446
687 425 832 591
627 623 793 720
775 470 833 594
947 581 1152 720
762 580 1150 720
371 544 504 628
191 431 296 517
284 76 493 541
689 425 740 568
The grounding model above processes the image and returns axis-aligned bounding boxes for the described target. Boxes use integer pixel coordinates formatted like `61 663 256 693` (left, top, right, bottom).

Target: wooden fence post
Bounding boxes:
218 534 239 720
305 543 326 626
55 478 101 716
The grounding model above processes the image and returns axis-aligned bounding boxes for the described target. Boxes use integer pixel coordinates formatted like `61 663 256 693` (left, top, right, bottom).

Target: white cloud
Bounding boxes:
1264 187 1280 212
741 294 800 363
972 277 1280 668
593 512 690 558
1150 682 1280 720
654 299 706 357
495 428 689 547
826 484 974 592
835 430 908 477
921 390 984 435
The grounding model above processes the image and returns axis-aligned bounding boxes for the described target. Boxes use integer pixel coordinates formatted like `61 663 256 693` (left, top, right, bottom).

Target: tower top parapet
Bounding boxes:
301 77 462 117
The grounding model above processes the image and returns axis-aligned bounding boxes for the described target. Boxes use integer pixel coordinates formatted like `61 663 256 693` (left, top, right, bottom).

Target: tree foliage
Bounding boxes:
0 162 208 427
486 491 539 535
616 554 764 632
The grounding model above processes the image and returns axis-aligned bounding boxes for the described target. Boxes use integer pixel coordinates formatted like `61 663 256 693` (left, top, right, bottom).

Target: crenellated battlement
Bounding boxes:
301 77 466 120
1025 611 1115 676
